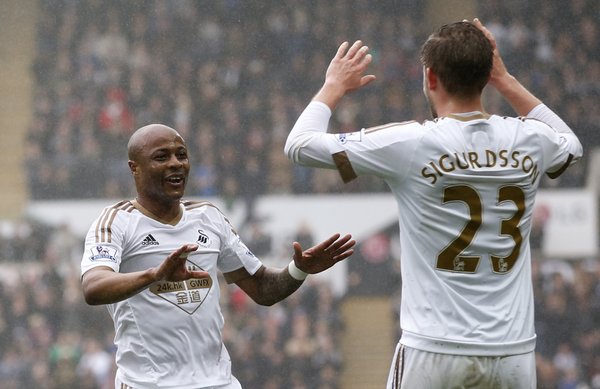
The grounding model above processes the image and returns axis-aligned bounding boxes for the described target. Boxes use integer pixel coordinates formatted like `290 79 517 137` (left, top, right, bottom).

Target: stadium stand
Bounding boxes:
0 0 597 388
25 1 596 201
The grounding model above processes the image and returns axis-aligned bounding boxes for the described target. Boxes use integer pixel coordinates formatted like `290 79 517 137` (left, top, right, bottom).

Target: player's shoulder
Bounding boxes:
182 199 220 211
518 115 555 130
90 200 136 242
490 114 550 129
182 199 227 218
479 114 551 136
508 115 561 140
364 120 421 134
182 199 237 231
96 200 136 219
359 120 424 143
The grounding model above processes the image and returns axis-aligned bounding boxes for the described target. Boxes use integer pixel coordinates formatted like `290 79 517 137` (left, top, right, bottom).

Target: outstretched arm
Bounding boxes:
284 40 375 166
234 233 355 306
82 244 209 305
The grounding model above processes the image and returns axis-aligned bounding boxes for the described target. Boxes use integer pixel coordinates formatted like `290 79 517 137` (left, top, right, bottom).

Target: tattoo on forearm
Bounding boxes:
257 268 303 306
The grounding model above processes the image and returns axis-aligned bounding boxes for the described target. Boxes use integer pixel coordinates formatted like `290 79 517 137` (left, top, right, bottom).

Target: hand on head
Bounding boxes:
470 18 510 88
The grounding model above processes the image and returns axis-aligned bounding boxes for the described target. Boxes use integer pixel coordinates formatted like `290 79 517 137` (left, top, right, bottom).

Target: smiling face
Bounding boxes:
128 124 190 213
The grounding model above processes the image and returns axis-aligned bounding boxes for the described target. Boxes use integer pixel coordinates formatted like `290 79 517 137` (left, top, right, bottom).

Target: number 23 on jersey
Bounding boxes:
437 184 525 274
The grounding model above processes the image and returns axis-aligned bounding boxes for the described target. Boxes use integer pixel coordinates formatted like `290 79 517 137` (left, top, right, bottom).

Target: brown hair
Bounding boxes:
420 21 493 99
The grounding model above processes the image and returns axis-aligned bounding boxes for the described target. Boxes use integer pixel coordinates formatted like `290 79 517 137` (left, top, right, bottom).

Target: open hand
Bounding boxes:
325 40 377 94
314 40 377 109
292 233 356 274
153 243 209 282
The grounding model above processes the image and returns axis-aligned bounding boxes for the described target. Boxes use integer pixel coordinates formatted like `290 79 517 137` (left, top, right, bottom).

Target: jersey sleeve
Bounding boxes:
215 211 263 276
526 118 583 178
525 103 583 178
285 101 423 183
80 206 127 277
284 101 343 169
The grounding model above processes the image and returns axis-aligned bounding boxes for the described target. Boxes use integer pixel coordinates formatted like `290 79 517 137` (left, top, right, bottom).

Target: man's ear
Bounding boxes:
128 160 138 175
425 67 438 91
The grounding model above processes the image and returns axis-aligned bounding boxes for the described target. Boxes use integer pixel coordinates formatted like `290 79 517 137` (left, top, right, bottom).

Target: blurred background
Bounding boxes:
0 0 599 388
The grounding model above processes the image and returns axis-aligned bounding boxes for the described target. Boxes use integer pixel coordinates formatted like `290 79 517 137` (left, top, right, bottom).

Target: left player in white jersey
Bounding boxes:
81 123 355 389
284 19 582 388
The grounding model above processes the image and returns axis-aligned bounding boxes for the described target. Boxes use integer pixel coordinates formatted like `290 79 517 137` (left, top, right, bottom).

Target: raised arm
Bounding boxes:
233 233 355 306
474 17 582 143
82 243 208 305
472 18 541 116
284 41 375 166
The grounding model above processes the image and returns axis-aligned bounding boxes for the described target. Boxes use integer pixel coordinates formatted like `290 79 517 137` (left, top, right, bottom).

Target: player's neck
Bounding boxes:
133 198 183 225
435 97 485 118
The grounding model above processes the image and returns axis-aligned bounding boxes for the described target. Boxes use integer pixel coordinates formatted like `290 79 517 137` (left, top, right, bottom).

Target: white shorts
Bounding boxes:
386 343 536 389
115 375 243 389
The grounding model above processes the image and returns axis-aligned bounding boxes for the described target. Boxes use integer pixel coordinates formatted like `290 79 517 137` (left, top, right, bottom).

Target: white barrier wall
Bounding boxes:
25 190 598 294
536 190 598 259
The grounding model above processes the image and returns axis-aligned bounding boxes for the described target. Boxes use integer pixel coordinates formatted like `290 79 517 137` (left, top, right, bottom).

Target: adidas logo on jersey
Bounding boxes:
141 234 159 246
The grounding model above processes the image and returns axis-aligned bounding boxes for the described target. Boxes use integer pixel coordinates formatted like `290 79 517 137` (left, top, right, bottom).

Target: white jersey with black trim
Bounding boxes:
285 101 582 356
81 200 262 389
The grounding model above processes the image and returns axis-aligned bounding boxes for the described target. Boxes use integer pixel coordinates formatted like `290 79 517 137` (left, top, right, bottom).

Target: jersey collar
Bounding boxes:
446 111 490 121
132 199 184 226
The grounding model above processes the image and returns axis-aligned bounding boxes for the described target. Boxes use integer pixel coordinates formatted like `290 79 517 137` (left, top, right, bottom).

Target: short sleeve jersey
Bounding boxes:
286 102 582 356
81 200 262 389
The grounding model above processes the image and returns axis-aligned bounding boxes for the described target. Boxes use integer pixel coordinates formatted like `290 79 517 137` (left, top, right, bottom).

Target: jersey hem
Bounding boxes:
400 330 536 356
119 374 231 389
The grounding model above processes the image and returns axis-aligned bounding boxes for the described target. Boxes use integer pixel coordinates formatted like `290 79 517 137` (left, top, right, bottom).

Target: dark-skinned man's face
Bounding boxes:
130 129 190 204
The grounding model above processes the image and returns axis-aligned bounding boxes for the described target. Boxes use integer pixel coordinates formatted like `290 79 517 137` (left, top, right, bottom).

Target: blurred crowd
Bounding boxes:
9 0 600 388
25 0 598 200
533 258 600 389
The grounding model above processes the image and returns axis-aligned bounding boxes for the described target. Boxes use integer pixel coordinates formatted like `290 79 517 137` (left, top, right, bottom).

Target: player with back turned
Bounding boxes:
284 19 582 388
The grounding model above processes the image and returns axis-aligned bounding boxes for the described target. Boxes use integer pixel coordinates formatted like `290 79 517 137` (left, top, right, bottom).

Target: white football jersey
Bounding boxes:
285 101 582 356
81 200 262 388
